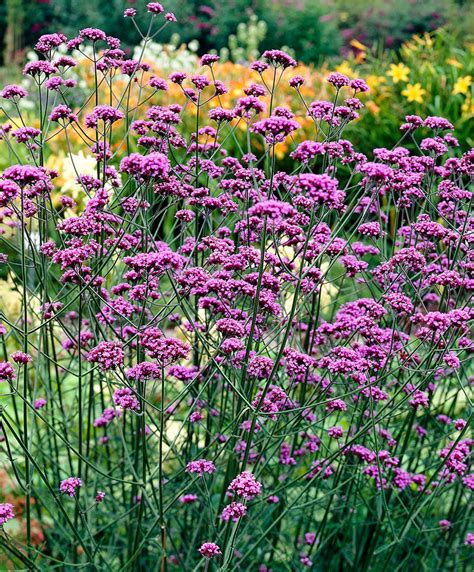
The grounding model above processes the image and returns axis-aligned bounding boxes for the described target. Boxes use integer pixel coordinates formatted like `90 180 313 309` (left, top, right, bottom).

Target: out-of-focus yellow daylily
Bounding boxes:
350 39 367 63
0 277 23 323
275 142 289 160
365 74 386 92
366 100 381 115
453 75 472 95
401 83 426 103
446 58 463 69
411 33 433 48
387 63 410 84
461 97 474 114
350 39 367 52
334 61 356 78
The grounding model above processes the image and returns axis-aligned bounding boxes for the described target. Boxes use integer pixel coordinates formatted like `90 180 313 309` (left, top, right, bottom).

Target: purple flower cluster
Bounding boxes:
60 476 82 497
0 503 14 525
87 341 125 371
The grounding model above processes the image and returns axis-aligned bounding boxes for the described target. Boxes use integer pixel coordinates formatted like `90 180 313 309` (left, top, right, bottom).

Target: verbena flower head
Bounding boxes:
1 84 28 100
60 477 82 497
147 2 164 14
87 342 124 371
22 61 57 78
262 50 297 68
228 471 262 499
327 72 350 88
35 33 67 54
0 503 14 526
198 542 221 558
221 502 247 522
0 361 16 382
85 105 125 129
186 459 216 476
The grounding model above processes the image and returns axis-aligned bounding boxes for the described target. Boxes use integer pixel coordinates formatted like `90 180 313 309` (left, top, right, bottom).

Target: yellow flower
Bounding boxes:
366 100 381 115
446 58 463 69
387 63 410 84
350 39 367 52
0 277 23 322
335 61 355 78
461 97 474 114
365 74 386 91
424 33 433 48
401 83 426 103
453 75 472 96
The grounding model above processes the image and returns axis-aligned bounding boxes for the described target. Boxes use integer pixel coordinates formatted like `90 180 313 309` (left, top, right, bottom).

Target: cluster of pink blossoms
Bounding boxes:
0 503 15 526
59 477 83 497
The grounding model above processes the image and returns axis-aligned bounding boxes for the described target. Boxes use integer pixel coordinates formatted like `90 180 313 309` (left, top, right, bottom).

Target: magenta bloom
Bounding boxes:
179 494 198 504
85 105 125 129
200 54 220 67
23 61 57 77
0 503 14 525
0 361 16 382
147 2 164 14
113 388 140 411
228 471 262 499
60 477 82 497
11 351 32 365
327 426 344 439
49 105 78 123
221 502 247 522
186 459 216 476
87 341 124 371
198 542 221 558
34 398 47 410
439 519 451 531
327 72 350 88
120 152 170 180
0 180 20 206
262 49 297 68
1 84 28 100
289 75 305 88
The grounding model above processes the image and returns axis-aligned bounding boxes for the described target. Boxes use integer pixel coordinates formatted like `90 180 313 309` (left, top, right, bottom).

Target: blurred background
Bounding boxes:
1 0 473 65
0 0 473 153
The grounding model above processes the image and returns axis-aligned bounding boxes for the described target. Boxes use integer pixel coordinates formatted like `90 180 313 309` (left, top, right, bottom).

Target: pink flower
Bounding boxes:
0 503 14 525
221 502 247 522
228 471 262 499
147 3 164 14
0 361 16 382
179 494 198 504
113 388 140 411
11 351 32 365
87 341 124 371
60 477 82 497
186 459 216 476
34 398 47 410
439 519 451 531
198 542 221 558
327 426 344 439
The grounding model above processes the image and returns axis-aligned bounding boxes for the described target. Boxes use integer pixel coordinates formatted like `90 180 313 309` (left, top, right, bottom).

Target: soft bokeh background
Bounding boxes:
0 0 473 154
1 1 473 66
